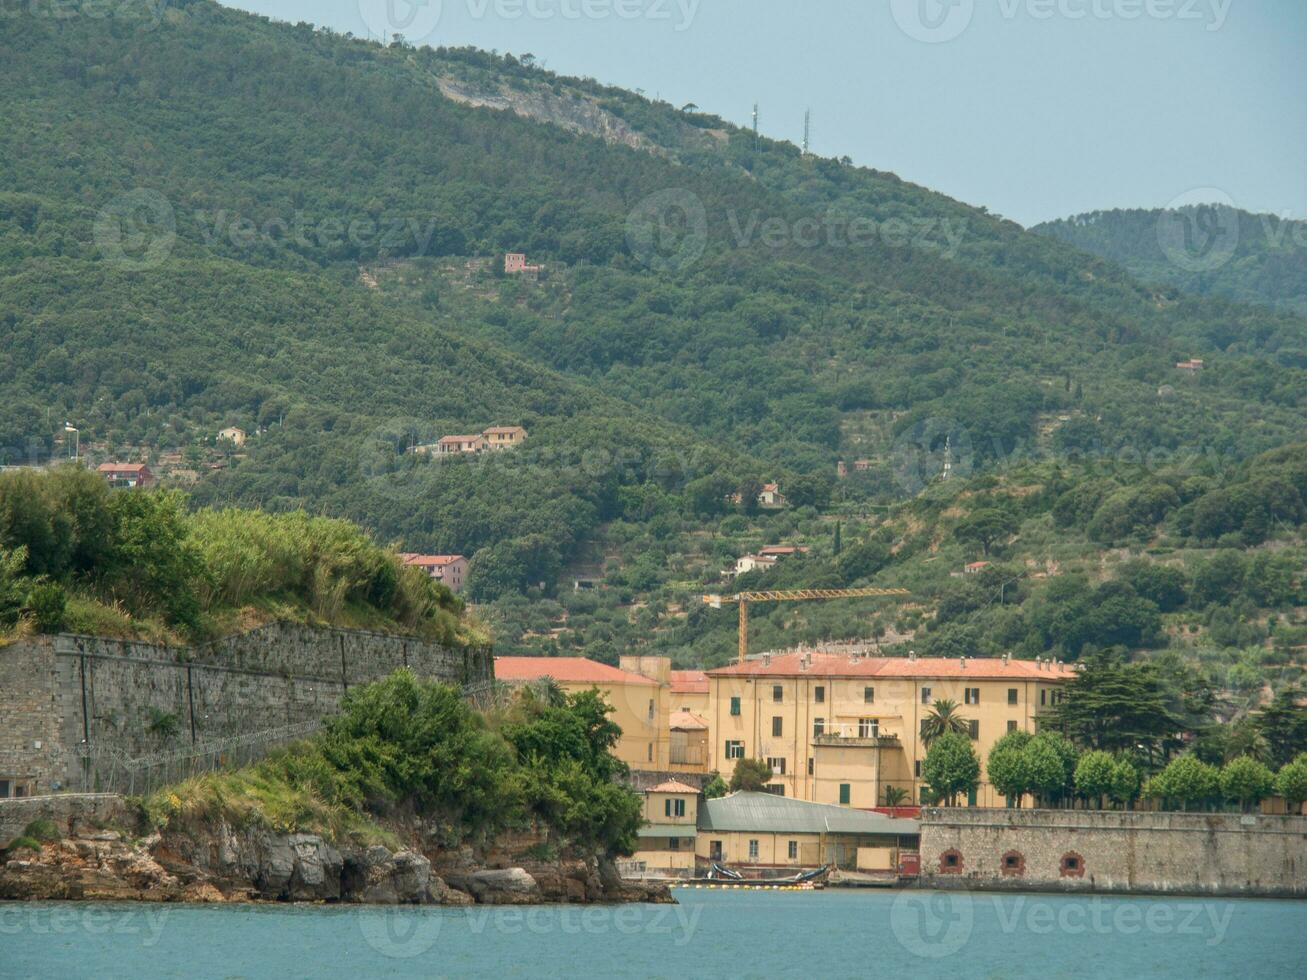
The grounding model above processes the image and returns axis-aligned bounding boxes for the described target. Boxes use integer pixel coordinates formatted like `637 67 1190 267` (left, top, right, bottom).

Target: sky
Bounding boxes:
226 0 1306 227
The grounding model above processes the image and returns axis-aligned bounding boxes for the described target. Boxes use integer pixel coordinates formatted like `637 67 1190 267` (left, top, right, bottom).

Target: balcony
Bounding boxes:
670 745 705 766
812 733 902 750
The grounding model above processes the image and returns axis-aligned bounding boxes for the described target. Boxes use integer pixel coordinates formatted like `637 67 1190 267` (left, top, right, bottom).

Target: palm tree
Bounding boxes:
883 786 910 807
920 699 970 747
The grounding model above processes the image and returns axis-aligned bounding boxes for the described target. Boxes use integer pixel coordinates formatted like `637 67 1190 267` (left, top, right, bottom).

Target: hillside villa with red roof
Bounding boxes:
707 650 1075 809
400 553 468 593
97 462 155 488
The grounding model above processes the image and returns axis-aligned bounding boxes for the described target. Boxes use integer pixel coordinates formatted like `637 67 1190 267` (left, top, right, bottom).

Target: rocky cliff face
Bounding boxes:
0 820 671 906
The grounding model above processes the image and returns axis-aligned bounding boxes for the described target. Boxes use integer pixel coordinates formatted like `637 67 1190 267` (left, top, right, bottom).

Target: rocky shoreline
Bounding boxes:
0 819 672 907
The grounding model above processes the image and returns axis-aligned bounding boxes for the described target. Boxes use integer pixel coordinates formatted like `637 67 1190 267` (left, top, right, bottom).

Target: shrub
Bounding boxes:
26 582 67 633
1220 756 1274 812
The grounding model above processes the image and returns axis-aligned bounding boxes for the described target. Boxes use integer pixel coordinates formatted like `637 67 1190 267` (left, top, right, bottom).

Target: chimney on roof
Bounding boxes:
960 656 966 670
1002 652 1010 666
763 653 771 667
909 649 917 662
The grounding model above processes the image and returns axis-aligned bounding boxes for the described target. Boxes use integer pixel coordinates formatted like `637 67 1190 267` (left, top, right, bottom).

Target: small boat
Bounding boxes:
681 863 831 888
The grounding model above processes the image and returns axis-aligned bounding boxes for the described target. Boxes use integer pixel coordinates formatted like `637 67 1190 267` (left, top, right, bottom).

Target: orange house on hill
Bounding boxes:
97 463 155 488
400 554 468 593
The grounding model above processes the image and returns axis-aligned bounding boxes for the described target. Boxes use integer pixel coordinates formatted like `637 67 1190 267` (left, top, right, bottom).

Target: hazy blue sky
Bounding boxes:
227 1 1305 226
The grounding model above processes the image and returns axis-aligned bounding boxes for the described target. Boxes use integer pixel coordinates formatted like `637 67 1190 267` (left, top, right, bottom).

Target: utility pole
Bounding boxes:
802 109 811 156
752 103 759 146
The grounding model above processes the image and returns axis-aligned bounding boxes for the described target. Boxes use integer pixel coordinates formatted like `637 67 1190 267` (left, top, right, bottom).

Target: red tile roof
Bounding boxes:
706 652 1077 681
494 656 659 686
97 463 149 473
648 779 700 794
403 554 465 567
669 710 709 731
670 670 708 694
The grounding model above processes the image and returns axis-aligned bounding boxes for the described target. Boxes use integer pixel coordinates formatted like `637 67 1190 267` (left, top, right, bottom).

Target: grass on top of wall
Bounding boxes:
139 748 399 849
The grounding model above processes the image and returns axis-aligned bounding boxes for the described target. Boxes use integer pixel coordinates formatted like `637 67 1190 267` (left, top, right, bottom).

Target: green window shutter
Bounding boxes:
839 783 851 805
730 696 741 716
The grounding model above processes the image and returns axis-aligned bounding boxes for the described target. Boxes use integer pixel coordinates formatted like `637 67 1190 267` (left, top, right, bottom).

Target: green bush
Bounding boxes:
21 818 60 842
26 581 67 633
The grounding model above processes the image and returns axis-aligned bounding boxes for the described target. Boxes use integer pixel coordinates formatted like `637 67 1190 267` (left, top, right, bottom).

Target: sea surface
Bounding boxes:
4 887 1305 978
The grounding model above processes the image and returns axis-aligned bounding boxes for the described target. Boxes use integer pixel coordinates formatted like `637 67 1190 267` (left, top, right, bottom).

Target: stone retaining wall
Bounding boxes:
920 807 1307 898
0 625 493 795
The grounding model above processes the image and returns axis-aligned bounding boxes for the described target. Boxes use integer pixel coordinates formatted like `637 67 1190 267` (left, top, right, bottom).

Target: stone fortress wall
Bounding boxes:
0 624 493 795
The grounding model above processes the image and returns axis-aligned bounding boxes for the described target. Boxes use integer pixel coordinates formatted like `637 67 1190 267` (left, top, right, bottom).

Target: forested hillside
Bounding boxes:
0 1 1304 692
1035 207 1307 318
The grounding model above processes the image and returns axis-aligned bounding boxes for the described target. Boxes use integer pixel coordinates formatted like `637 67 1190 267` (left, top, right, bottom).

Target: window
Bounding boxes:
964 687 980 705
1008 688 1019 705
748 840 759 860
1007 720 1019 733
968 719 980 740
839 783 851 805
858 718 879 738
1040 689 1047 706
664 798 685 817
921 687 932 704
772 716 783 737
967 787 978 807
0 779 9 799
914 760 922 777
648 743 653 761
730 696 742 716
710 840 723 860
766 757 787 775
764 784 785 796
788 841 798 860
726 740 745 759
668 836 681 851
864 686 875 704
772 685 784 703
814 686 825 703
813 718 825 737
807 757 814 776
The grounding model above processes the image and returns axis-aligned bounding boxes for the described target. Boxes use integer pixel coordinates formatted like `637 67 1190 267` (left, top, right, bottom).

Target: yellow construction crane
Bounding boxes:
702 588 911 664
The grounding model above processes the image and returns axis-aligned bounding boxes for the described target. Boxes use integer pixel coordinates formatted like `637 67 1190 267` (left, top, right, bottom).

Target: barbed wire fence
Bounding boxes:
73 720 324 797
72 680 513 796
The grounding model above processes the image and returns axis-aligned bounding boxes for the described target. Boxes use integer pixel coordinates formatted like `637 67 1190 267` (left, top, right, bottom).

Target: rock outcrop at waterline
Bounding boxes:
0 824 672 906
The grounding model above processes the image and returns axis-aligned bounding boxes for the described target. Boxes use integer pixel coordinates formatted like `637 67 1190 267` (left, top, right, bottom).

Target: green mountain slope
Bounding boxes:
0 1 1304 673
1034 207 1307 318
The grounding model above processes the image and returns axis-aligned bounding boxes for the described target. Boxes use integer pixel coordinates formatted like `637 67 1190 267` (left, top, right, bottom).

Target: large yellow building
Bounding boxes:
706 652 1076 808
494 656 669 769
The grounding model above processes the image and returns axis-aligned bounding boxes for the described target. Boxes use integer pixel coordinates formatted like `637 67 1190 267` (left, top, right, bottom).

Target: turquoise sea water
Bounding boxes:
4 888 1304 978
